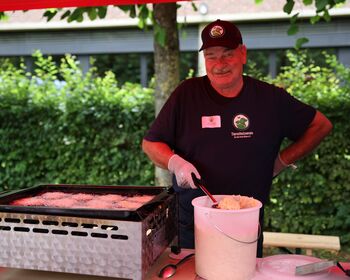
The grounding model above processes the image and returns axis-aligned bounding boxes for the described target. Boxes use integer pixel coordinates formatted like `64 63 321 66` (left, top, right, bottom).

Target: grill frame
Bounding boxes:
0 184 177 280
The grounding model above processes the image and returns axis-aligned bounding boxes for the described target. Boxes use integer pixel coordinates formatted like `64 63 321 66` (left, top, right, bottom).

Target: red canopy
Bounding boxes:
0 0 187 12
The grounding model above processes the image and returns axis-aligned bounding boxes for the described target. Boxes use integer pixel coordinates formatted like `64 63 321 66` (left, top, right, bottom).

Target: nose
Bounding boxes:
213 58 228 69
216 56 228 65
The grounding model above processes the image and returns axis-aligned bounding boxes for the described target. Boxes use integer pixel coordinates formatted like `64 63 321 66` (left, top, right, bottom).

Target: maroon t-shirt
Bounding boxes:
144 75 316 249
145 75 315 203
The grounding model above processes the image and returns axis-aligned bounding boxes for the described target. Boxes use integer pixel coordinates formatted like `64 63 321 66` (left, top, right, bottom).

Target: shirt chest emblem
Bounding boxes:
231 114 254 139
233 114 249 131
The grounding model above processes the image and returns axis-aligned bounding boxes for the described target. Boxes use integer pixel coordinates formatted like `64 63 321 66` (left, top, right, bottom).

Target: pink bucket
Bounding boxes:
192 195 262 280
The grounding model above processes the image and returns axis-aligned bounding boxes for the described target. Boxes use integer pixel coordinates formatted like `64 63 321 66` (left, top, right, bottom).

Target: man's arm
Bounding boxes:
141 139 174 169
279 110 333 165
142 139 200 189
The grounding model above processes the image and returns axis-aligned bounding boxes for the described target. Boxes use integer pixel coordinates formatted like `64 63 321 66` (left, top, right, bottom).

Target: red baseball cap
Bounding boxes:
199 19 243 51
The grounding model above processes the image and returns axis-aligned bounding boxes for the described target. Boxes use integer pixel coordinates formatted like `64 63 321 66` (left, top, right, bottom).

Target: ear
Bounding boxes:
240 44 247 65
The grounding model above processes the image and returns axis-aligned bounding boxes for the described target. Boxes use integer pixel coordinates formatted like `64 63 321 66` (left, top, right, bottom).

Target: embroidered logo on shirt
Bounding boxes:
233 114 249 131
231 114 253 139
202 115 221 128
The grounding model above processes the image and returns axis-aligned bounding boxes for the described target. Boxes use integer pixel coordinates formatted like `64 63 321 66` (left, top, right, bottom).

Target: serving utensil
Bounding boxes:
295 260 336 275
296 260 350 277
158 253 194 278
191 173 218 208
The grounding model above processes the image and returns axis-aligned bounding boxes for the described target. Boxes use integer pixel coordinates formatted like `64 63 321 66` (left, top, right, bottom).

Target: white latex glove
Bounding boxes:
273 153 297 177
168 154 200 189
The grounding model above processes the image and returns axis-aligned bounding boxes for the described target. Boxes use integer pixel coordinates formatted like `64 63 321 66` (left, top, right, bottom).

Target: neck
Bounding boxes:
210 78 244 98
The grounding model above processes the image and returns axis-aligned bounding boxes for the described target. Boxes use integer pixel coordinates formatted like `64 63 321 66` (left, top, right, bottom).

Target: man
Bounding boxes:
142 19 332 257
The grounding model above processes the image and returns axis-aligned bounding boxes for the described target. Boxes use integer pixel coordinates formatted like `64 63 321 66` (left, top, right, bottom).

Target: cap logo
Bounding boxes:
209 25 225 38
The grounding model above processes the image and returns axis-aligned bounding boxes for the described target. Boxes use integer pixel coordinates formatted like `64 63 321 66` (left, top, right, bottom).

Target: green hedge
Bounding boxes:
264 51 350 247
0 51 155 189
0 50 349 249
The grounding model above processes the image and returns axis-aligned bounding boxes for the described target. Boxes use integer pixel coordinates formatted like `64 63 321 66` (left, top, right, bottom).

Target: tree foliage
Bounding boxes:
0 52 155 189
258 0 349 47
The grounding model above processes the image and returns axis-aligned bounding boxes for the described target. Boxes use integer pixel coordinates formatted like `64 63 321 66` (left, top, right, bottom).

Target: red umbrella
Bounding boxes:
0 0 188 12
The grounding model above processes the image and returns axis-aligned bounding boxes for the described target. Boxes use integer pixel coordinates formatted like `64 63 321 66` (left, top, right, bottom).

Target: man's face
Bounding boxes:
204 45 247 90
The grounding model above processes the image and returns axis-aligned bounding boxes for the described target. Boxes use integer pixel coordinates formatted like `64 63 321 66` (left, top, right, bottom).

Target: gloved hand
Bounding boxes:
273 153 297 177
168 154 200 189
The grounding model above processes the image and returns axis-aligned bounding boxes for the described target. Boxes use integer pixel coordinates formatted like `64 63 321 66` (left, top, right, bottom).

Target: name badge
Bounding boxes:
201 115 221 128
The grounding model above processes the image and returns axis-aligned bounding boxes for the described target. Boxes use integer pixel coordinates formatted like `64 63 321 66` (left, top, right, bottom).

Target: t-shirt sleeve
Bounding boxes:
278 87 316 141
143 86 180 149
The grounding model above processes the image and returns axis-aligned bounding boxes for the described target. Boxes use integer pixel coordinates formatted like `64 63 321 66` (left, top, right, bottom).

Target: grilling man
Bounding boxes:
142 19 332 257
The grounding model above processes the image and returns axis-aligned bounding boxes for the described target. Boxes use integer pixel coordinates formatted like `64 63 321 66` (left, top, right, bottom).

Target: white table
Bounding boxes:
0 249 349 280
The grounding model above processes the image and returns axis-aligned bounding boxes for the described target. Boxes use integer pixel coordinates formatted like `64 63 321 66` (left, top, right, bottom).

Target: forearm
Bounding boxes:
280 110 333 164
142 139 174 169
142 139 200 189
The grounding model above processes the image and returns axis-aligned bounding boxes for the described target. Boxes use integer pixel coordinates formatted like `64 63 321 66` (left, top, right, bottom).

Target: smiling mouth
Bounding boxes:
214 71 230 76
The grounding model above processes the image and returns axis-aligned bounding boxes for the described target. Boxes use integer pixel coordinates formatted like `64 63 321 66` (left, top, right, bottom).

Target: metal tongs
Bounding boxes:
191 173 218 208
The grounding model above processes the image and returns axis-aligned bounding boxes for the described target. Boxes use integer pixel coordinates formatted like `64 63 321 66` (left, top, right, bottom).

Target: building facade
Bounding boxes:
1 0 350 85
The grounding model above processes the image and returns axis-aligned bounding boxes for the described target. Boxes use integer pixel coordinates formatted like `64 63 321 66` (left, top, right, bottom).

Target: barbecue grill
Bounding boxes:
0 184 177 280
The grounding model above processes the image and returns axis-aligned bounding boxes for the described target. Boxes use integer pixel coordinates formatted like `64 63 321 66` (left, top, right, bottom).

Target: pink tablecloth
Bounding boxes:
0 249 349 280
